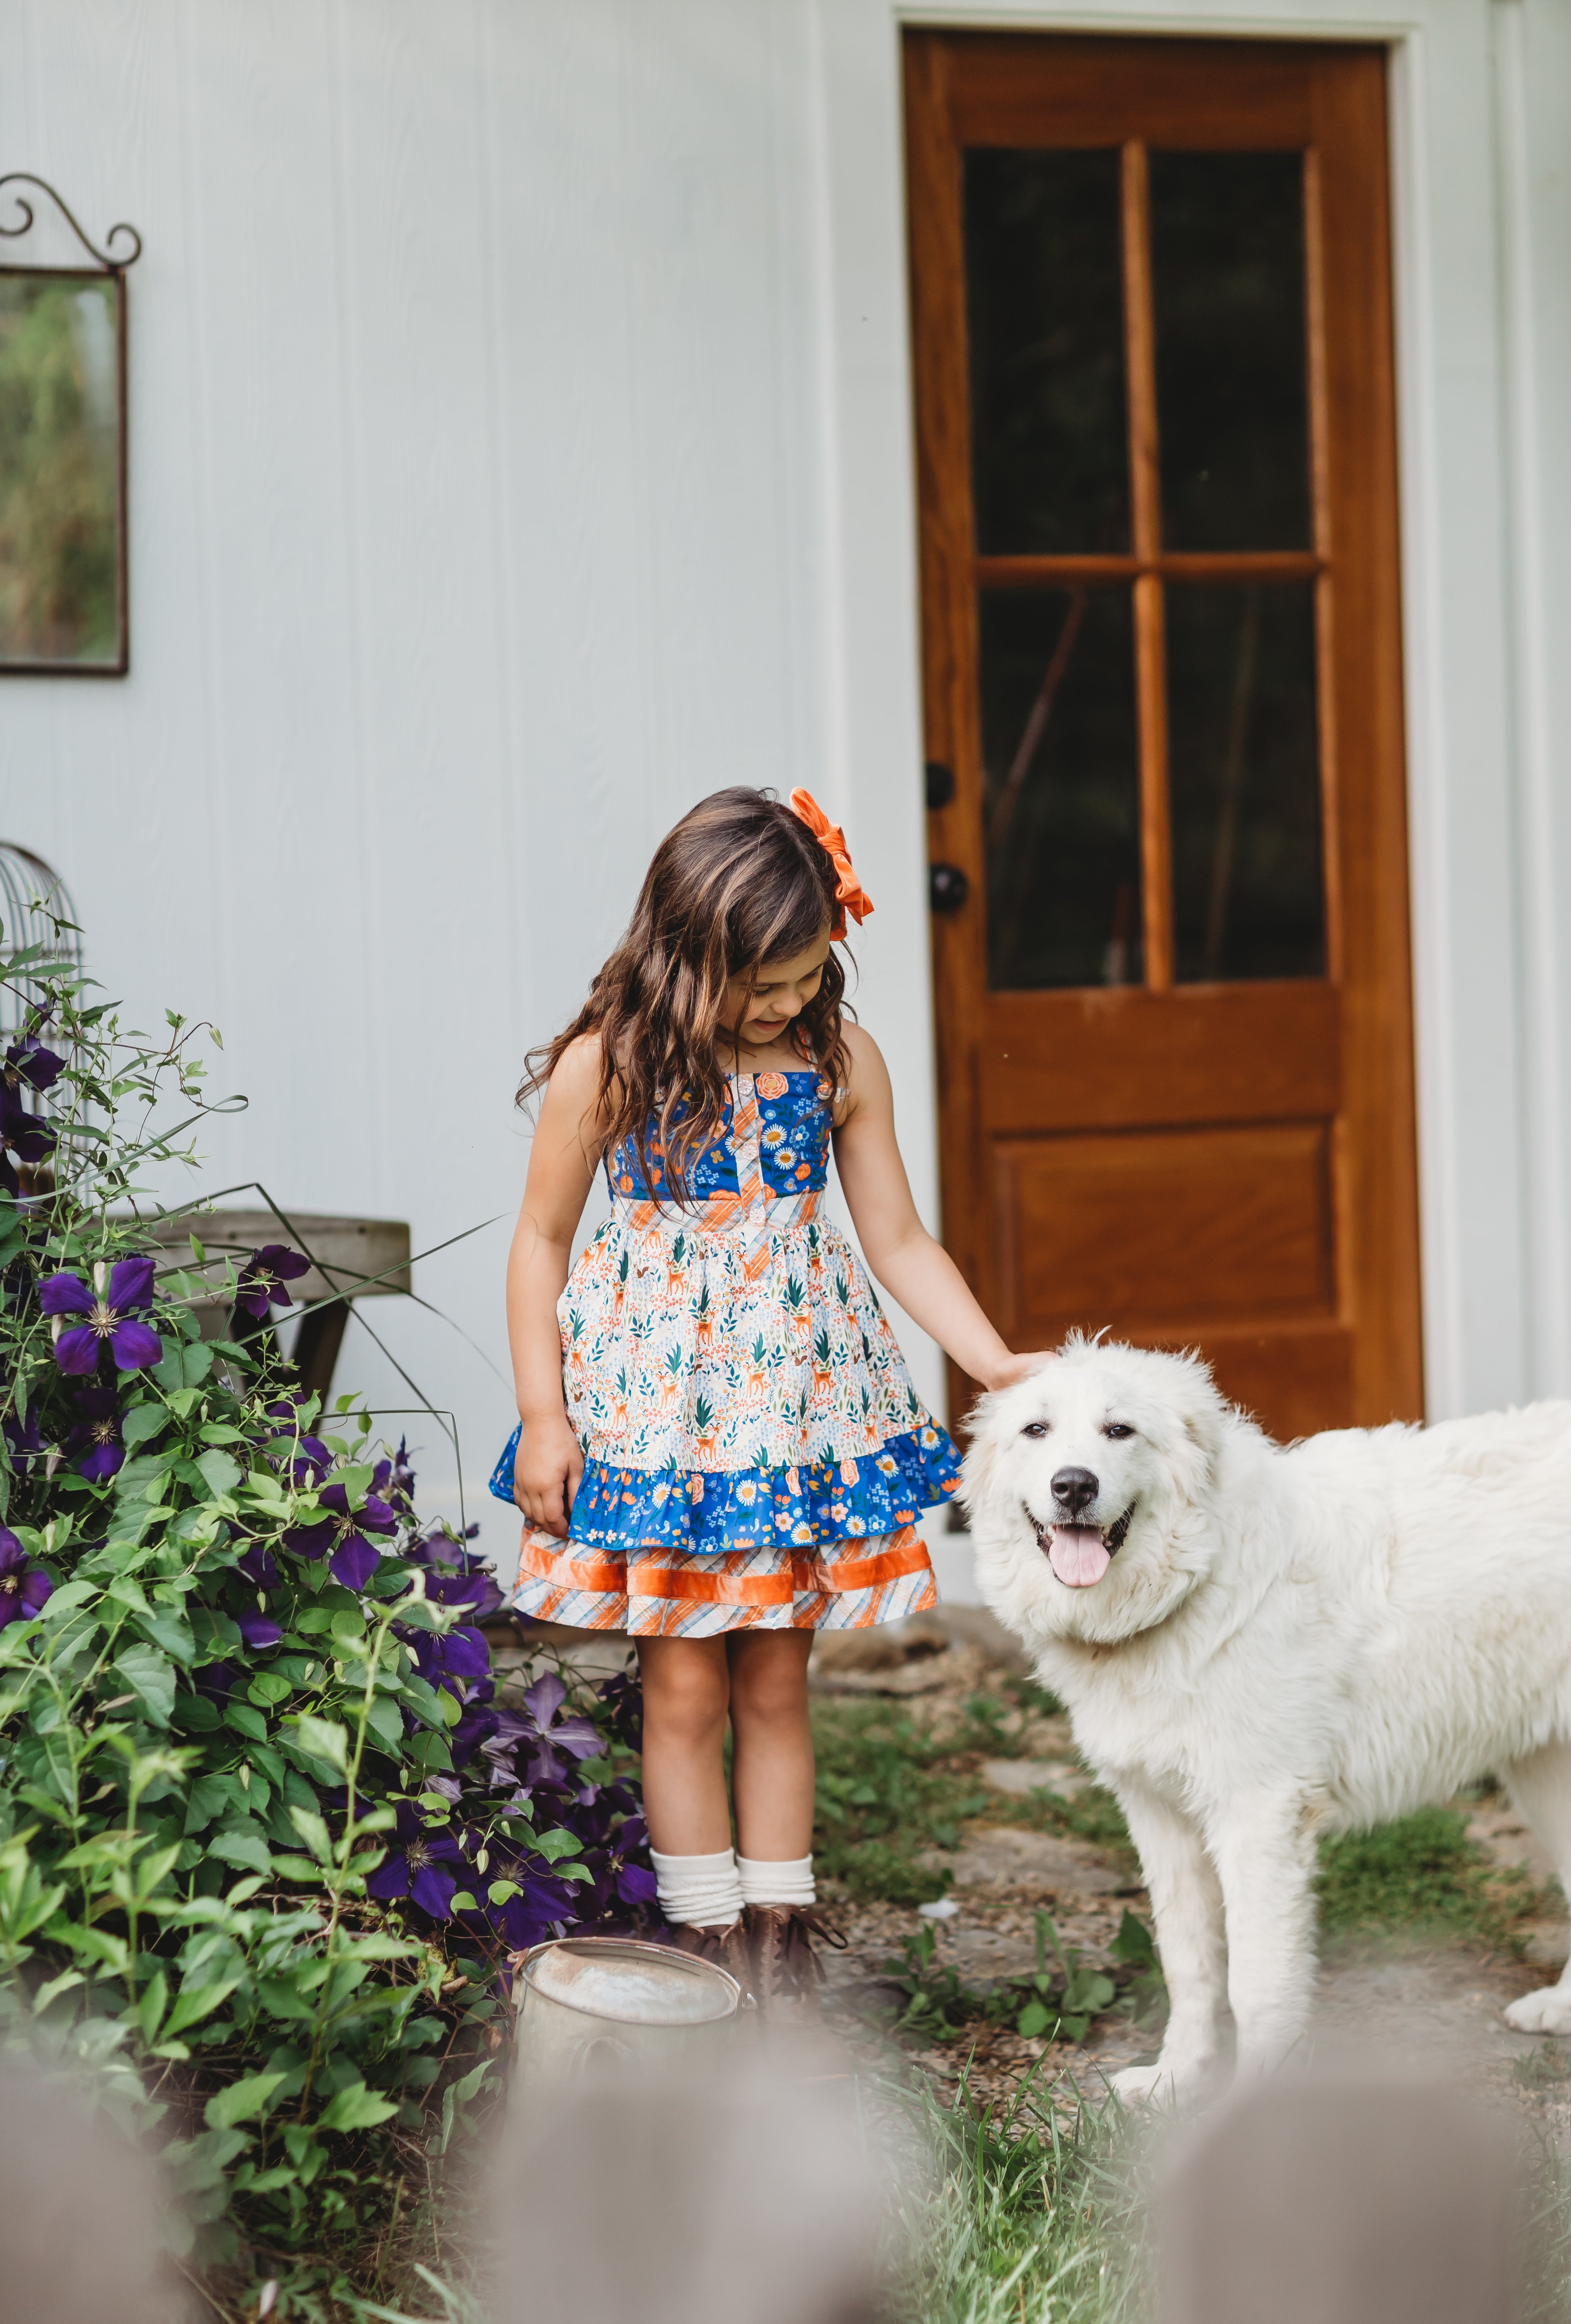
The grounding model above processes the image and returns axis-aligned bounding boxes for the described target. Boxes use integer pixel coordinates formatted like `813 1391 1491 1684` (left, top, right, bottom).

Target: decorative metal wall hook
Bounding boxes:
0 172 141 273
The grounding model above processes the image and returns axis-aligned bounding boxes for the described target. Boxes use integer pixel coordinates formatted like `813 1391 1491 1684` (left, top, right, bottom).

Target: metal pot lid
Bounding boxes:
522 1937 738 2026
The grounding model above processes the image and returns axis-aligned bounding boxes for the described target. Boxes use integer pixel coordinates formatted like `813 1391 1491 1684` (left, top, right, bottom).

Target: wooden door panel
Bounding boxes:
906 32 1422 1445
992 1123 1335 1335
947 37 1316 149
983 985 1341 1132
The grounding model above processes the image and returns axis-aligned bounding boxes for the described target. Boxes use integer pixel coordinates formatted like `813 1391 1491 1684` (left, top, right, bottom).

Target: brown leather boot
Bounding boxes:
743 1904 847 2021
666 1918 753 2000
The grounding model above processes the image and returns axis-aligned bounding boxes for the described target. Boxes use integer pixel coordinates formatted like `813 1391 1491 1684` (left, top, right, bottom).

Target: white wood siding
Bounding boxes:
1 0 1567 1532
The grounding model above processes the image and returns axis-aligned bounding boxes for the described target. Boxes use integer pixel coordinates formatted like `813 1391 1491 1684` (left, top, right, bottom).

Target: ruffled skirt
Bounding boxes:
493 1198 959 1636
508 1525 939 1638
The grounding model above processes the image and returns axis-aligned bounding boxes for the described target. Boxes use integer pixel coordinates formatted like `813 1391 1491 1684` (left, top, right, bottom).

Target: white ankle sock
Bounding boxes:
736 1853 816 1909
651 1846 744 1928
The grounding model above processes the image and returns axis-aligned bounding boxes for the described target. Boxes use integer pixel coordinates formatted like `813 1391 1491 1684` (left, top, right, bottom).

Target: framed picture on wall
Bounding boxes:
0 176 140 675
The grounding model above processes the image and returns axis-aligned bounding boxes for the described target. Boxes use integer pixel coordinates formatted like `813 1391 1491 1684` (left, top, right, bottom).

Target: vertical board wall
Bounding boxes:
1 0 1569 1538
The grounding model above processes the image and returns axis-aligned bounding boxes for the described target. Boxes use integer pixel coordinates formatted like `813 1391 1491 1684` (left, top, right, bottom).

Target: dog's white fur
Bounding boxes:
962 1337 1571 2103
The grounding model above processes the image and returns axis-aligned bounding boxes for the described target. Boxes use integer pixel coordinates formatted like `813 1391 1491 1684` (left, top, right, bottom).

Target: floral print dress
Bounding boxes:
491 1069 958 1636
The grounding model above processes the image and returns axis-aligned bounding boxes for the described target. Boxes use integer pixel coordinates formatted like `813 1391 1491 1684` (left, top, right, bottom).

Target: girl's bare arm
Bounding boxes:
832 1026 1049 1392
506 1035 604 1535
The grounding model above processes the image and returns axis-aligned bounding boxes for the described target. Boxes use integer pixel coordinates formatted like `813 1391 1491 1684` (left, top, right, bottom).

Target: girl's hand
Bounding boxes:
514 1413 584 1538
981 1350 1056 1392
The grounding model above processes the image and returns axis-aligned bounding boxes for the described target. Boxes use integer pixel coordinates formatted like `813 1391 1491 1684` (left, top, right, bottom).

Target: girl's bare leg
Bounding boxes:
636 1635 732 1855
727 1630 815 1861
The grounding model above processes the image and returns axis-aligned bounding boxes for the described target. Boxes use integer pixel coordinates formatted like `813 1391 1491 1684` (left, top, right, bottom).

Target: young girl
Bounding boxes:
494 787 1047 2009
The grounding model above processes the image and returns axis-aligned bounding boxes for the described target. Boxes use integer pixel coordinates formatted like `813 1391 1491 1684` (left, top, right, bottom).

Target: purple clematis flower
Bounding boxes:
69 1385 124 1483
423 1559 505 1624
405 1623 492 1697
0 1086 56 1197
0 1531 52 1628
40 1257 162 1375
365 1801 466 1919
196 1659 236 1699
2 1410 47 1469
234 1244 310 1321
449 1678 500 1767
237 1609 282 1651
3 1035 64 1097
284 1479 398 1590
237 1544 280 1591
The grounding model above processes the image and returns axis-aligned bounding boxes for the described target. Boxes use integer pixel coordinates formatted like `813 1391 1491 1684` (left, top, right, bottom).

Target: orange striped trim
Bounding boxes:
626 1558 797 1606
515 1525 934 1607
516 1536 631 1594
802 1528 933 1592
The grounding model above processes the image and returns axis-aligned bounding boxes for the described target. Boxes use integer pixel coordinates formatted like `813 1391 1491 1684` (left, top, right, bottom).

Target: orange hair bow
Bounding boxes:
789 787 874 941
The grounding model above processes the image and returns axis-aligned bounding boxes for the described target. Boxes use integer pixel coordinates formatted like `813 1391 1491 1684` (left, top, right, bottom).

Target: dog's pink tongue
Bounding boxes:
1049 1526 1111 1588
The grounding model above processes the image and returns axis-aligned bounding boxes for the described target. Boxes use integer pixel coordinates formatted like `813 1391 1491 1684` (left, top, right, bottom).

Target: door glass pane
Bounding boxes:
1150 153 1310 550
979 587 1141 989
964 150 1129 554
1167 582 1323 981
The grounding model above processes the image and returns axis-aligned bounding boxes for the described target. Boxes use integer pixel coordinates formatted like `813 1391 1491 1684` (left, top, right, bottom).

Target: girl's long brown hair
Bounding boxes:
518 787 853 1203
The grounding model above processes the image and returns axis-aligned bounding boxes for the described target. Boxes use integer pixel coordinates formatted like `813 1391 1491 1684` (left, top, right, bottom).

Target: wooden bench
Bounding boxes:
147 1209 411 1400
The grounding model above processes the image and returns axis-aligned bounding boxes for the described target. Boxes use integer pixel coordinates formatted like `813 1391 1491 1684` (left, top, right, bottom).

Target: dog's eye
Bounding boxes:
1102 1422 1135 1440
1020 1421 1050 1440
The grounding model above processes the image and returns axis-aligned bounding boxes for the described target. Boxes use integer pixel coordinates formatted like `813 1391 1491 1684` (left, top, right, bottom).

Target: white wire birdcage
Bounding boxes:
0 844 82 1041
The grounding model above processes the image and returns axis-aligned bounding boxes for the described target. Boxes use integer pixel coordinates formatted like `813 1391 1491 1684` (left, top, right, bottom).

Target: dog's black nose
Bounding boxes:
1051 1466 1099 1517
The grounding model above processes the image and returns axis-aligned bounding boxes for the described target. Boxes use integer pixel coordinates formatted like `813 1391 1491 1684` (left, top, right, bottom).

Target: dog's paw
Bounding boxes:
1506 1985 1571 2036
1110 2060 1184 2108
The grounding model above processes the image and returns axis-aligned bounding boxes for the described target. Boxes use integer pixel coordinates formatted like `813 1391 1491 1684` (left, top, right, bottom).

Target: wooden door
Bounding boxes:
906 33 1421 1440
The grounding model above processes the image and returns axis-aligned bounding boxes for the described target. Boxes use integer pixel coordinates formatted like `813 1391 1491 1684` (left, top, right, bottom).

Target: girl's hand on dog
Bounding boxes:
514 1412 584 1536
984 1351 1057 1391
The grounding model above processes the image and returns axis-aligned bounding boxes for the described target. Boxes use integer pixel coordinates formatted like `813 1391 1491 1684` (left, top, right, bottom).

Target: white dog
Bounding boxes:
961 1337 1571 2103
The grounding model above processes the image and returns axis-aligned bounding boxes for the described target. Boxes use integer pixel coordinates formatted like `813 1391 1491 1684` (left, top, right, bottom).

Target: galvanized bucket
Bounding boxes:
514 1935 741 2087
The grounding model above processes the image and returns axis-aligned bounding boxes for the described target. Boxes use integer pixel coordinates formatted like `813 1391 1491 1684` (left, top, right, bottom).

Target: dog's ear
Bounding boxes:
1179 1374 1226 1479
957 1391 1005 1525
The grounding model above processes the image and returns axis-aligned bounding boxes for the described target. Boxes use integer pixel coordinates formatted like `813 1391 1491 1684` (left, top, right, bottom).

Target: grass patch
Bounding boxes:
891 2074 1145 2324
998 1780 1137 1857
812 1699 997 1902
1316 1803 1541 1950
811 1683 1133 1902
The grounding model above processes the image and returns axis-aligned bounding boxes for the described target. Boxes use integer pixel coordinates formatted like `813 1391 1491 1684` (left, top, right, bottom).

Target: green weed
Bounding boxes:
1316 1803 1541 1950
812 1700 993 1901
891 2073 1146 2324
877 1910 1163 2048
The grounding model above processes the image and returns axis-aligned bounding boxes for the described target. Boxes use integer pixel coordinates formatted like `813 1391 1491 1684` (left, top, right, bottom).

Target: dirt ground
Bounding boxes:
502 1604 1571 2132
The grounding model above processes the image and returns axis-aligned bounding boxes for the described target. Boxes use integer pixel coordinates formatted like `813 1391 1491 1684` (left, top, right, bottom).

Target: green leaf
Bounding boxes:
1109 1908 1159 1970
111 1644 175 1726
1016 2000 1053 2040
437 2058 491 2153
362 1694 404 1753
205 2069 288 2130
165 1976 246 2036
291 1715 348 1772
289 1806 333 1866
247 1673 292 1708
268 1854 326 1884
120 1405 167 1451
256 1975 318 2019
194 1449 242 1500
317 2080 398 2133
532 1828 582 1862
136 1612 195 1665
209 1825 272 1876
222 1702 268 1742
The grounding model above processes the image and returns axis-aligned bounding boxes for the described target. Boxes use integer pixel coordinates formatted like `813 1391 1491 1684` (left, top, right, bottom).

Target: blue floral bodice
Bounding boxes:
603 1069 834 1205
